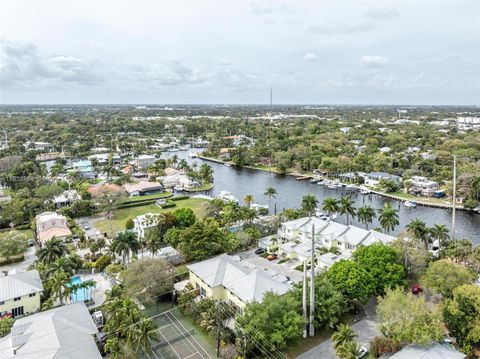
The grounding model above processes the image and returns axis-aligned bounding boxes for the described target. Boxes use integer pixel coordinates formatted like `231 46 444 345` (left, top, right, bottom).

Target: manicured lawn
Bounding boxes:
389 191 450 205
123 192 172 202
185 183 214 192
0 228 34 239
94 198 210 233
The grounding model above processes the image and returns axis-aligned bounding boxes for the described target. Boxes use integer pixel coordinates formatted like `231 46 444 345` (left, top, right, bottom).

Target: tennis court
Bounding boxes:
147 310 214 359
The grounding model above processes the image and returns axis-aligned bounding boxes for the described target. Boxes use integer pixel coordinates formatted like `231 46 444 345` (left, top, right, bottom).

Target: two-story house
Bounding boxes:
35 212 72 245
0 270 43 318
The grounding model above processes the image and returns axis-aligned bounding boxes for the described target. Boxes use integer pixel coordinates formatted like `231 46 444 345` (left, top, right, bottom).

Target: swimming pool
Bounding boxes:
70 275 93 302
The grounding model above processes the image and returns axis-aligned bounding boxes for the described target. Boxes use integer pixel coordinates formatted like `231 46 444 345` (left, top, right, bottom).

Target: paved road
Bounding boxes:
0 246 37 273
297 300 381 359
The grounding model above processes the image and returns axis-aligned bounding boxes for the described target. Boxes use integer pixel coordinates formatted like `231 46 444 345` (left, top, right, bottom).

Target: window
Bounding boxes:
12 306 24 318
200 287 206 297
29 293 36 297
13 297 21 302
0 301 5 305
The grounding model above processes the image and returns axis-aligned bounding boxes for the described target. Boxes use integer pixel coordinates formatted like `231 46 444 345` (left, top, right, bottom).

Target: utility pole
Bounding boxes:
451 154 457 241
302 260 307 338
216 303 222 357
309 224 315 337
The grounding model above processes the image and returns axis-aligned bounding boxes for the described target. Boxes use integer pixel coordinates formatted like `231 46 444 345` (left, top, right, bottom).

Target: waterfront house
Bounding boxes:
161 172 193 190
52 189 81 208
187 254 291 311
35 212 72 245
123 181 164 197
135 154 156 169
133 213 160 239
363 172 401 187
388 343 465 359
0 270 43 318
0 302 102 359
88 153 121 166
409 176 440 197
275 217 396 265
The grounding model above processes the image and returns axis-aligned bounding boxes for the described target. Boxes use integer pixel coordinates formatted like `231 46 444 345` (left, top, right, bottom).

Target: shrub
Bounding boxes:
370 336 402 358
95 255 112 271
125 217 134 230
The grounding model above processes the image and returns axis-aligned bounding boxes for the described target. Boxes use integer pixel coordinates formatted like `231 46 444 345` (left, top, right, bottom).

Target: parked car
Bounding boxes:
266 253 278 261
27 239 34 247
357 346 368 358
411 284 423 294
255 248 266 255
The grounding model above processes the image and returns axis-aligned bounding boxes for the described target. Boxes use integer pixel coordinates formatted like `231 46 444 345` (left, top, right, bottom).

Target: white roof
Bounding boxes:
388 344 465 359
318 252 352 266
53 190 80 204
0 302 101 359
187 254 291 303
0 270 43 302
36 211 67 224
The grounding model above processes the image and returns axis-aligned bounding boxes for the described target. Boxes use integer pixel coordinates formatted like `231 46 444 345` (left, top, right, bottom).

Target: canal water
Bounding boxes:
166 149 480 243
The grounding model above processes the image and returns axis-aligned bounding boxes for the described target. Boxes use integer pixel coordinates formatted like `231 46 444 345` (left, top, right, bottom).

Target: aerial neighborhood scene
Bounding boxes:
0 1 479 359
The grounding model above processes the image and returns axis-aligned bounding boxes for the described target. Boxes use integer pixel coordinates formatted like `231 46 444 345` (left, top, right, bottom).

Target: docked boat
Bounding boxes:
310 177 320 183
224 163 232 167
217 190 239 203
174 186 184 192
167 148 180 152
327 181 342 189
404 200 417 208
188 152 198 158
360 188 371 195
251 203 269 211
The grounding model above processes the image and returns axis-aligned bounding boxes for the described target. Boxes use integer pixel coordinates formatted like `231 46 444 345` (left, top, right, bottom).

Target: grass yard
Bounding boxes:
94 198 210 233
123 192 172 202
0 228 34 239
389 191 450 205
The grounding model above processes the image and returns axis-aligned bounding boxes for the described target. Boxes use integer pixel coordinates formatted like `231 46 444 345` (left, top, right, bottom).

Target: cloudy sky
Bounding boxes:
0 0 479 105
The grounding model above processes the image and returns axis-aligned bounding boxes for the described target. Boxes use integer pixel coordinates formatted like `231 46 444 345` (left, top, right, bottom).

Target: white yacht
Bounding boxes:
404 200 417 208
217 190 239 203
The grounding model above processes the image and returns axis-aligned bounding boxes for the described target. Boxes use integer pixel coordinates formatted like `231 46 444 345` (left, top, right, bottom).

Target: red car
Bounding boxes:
411 285 423 295
266 254 278 261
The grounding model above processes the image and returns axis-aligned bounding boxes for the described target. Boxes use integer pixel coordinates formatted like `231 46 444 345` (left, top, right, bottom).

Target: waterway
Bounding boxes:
166 149 480 243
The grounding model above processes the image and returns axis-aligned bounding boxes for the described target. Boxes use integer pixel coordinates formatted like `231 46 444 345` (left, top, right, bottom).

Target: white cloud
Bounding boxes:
360 55 389 67
303 52 318 61
365 7 400 20
307 22 373 35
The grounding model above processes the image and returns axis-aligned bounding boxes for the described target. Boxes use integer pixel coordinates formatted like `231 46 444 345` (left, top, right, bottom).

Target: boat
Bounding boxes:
360 188 371 195
316 179 324 185
310 177 320 183
188 152 198 158
404 200 417 208
174 186 184 192
327 181 342 189
224 163 232 167
217 190 239 203
473 206 480 213
167 148 180 152
251 203 269 211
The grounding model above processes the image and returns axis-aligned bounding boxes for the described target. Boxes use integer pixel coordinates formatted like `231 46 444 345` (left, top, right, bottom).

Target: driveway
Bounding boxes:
297 299 380 359
75 217 103 239
0 246 37 273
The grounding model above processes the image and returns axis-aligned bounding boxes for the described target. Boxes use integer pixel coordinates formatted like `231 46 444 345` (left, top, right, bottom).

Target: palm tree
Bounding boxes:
37 238 68 264
244 194 254 208
145 232 163 258
264 187 277 210
130 317 157 354
322 197 339 218
378 203 400 234
338 196 356 225
336 340 360 359
407 218 430 248
48 271 72 305
302 194 319 217
45 256 76 278
430 224 449 245
357 205 376 229
111 231 139 266
332 324 356 351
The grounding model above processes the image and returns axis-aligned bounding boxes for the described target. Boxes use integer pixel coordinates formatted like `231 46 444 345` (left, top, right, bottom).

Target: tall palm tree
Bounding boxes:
322 197 339 218
45 256 76 278
357 205 376 229
145 232 163 258
302 194 319 217
430 224 449 245
378 203 399 234
111 231 139 266
407 218 430 248
37 238 68 264
332 324 356 351
264 187 277 210
244 194 254 208
48 271 72 305
338 196 356 226
130 318 157 354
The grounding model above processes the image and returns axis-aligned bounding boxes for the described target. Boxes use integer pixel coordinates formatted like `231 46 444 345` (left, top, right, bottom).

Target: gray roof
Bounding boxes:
389 344 465 359
0 270 43 302
187 254 291 303
0 302 101 359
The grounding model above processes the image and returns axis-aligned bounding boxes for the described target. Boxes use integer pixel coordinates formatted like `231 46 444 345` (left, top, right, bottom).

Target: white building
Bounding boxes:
52 190 81 208
274 217 396 268
162 173 194 189
133 213 160 238
35 212 72 244
0 270 43 318
135 154 156 168
410 176 440 197
363 172 401 187
0 302 102 359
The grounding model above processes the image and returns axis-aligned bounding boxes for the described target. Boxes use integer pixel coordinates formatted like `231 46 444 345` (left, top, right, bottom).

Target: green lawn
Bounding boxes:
389 191 450 205
94 198 210 233
0 228 34 239
123 192 172 202
185 183 214 192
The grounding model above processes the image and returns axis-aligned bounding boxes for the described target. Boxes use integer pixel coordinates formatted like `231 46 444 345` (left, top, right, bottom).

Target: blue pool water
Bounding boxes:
70 276 92 302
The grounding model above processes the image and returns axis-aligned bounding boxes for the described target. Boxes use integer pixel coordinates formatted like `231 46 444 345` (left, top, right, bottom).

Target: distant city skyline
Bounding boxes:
1 0 479 105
